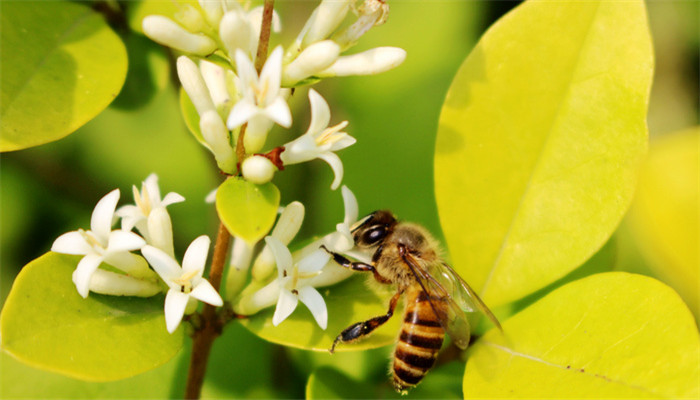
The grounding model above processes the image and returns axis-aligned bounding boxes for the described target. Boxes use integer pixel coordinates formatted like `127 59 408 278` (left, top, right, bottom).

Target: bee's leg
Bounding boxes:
330 289 403 353
320 245 391 284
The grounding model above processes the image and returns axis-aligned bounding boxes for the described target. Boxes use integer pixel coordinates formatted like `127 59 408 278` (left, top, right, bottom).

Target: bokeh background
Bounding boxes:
1 0 697 398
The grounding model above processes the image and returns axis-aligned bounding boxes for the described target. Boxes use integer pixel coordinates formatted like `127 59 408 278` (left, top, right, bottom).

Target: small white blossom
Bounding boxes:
116 174 185 257
142 236 223 333
227 47 291 153
280 89 355 190
52 189 156 298
332 0 389 51
266 237 330 329
241 155 277 184
319 47 406 77
142 15 217 56
298 0 352 49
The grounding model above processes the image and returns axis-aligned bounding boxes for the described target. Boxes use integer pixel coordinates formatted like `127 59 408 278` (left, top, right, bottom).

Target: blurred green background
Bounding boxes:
1 0 697 398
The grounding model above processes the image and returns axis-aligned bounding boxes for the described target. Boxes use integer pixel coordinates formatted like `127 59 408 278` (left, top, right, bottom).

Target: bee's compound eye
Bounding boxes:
363 225 387 245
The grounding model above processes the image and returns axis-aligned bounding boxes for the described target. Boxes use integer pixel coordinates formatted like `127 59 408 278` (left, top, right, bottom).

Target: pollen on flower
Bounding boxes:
173 269 201 293
79 229 104 250
316 121 349 146
132 184 153 215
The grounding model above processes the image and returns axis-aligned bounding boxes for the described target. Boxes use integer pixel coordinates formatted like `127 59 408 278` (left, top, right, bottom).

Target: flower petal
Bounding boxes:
297 286 328 330
91 189 120 243
190 279 223 306
182 235 210 275
271 201 305 245
328 134 356 152
141 245 181 282
116 205 142 232
227 98 259 129
264 96 292 128
264 236 293 278
72 254 103 298
272 288 298 326
164 289 190 333
143 173 161 204
306 89 331 136
106 230 146 253
318 152 344 190
279 134 318 165
297 248 330 274
89 269 161 297
341 185 358 225
234 49 258 94
161 192 186 207
52 231 92 255
147 208 175 257
260 46 283 98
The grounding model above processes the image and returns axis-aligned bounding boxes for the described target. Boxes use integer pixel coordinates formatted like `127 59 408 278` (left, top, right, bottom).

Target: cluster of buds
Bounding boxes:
51 175 223 333
142 0 405 189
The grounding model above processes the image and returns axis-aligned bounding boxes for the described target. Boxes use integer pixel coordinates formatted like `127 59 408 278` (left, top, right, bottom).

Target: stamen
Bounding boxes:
315 121 349 146
141 184 152 214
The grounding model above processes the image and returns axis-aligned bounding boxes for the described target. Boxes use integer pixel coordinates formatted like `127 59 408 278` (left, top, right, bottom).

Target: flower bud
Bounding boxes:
198 0 224 26
102 251 157 280
241 155 276 185
143 15 217 55
174 4 208 33
177 56 216 116
319 47 406 77
220 10 255 59
244 117 274 154
147 207 175 258
88 269 162 297
301 0 352 48
226 236 254 296
199 60 232 111
200 110 236 174
252 201 305 281
282 40 340 86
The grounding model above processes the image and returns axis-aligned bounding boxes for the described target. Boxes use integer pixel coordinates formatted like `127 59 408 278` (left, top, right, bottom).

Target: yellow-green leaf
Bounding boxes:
464 272 700 398
216 177 280 244
0 253 184 381
624 127 699 318
240 275 400 351
435 0 653 307
1 1 127 152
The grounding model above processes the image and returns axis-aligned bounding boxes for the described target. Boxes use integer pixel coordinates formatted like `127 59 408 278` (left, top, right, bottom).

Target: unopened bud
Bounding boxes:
89 269 162 297
147 207 175 258
282 40 340 86
301 0 352 48
177 56 216 116
200 60 232 111
198 0 224 26
220 10 255 59
200 110 236 174
174 4 208 33
241 155 276 185
332 0 389 50
319 47 406 77
143 15 217 55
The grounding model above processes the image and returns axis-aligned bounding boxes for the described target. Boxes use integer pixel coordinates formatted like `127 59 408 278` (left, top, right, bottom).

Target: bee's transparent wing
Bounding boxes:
399 250 474 350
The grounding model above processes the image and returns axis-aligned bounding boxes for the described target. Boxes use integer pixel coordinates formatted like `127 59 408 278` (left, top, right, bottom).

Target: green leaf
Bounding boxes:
464 272 700 398
623 127 699 318
216 177 280 244
306 362 465 399
240 275 401 351
434 0 653 307
0 253 184 381
0 1 127 152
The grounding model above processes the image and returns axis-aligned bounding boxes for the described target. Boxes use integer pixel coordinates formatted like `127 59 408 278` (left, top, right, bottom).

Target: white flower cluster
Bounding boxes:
51 175 223 333
232 185 370 329
142 0 405 189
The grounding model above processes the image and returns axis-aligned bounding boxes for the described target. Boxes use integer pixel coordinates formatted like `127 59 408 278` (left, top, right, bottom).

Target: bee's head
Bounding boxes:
351 210 397 249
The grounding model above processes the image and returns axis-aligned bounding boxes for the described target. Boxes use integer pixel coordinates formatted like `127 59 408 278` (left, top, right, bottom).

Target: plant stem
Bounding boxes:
184 1 276 398
185 222 231 399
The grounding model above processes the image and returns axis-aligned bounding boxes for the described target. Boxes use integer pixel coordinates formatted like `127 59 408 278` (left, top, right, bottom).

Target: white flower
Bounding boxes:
142 15 217 56
51 189 156 298
298 0 352 49
265 237 330 329
280 89 355 190
142 236 224 333
116 174 185 257
332 0 389 50
227 47 291 153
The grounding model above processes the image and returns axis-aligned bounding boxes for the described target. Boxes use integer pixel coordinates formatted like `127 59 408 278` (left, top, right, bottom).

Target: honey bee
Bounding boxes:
322 210 501 393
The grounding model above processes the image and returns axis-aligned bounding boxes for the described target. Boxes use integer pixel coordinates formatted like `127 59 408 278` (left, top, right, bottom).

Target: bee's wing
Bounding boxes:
399 250 474 350
436 262 502 332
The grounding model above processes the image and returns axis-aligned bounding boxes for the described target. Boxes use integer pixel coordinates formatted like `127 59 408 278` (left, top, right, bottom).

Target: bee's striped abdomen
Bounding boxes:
392 288 447 392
